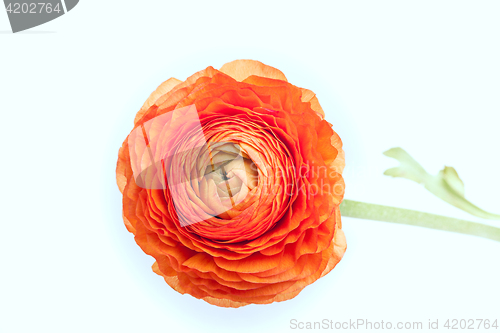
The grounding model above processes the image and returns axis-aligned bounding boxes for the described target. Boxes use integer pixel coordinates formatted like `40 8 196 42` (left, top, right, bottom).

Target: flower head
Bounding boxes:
116 60 346 307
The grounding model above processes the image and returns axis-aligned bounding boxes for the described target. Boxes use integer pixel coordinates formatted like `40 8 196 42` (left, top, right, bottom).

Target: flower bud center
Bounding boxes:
201 142 258 216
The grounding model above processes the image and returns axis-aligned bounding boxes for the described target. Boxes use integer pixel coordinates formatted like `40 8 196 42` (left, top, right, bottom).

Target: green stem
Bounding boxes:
339 199 500 243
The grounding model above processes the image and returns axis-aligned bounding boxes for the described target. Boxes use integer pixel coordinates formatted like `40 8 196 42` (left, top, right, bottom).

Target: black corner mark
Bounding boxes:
64 0 78 11
3 0 79 33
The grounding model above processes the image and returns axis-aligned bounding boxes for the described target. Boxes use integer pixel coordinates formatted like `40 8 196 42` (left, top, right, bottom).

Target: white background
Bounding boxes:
1 1 499 332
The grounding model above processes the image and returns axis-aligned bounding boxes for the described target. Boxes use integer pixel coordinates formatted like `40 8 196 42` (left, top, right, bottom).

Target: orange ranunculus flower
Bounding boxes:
116 59 346 307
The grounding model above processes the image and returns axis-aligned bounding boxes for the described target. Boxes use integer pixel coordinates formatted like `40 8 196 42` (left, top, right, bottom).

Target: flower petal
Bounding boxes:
134 78 182 124
220 59 287 82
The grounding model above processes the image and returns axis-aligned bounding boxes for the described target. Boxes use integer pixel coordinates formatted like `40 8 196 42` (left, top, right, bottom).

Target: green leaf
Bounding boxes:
383 147 500 220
